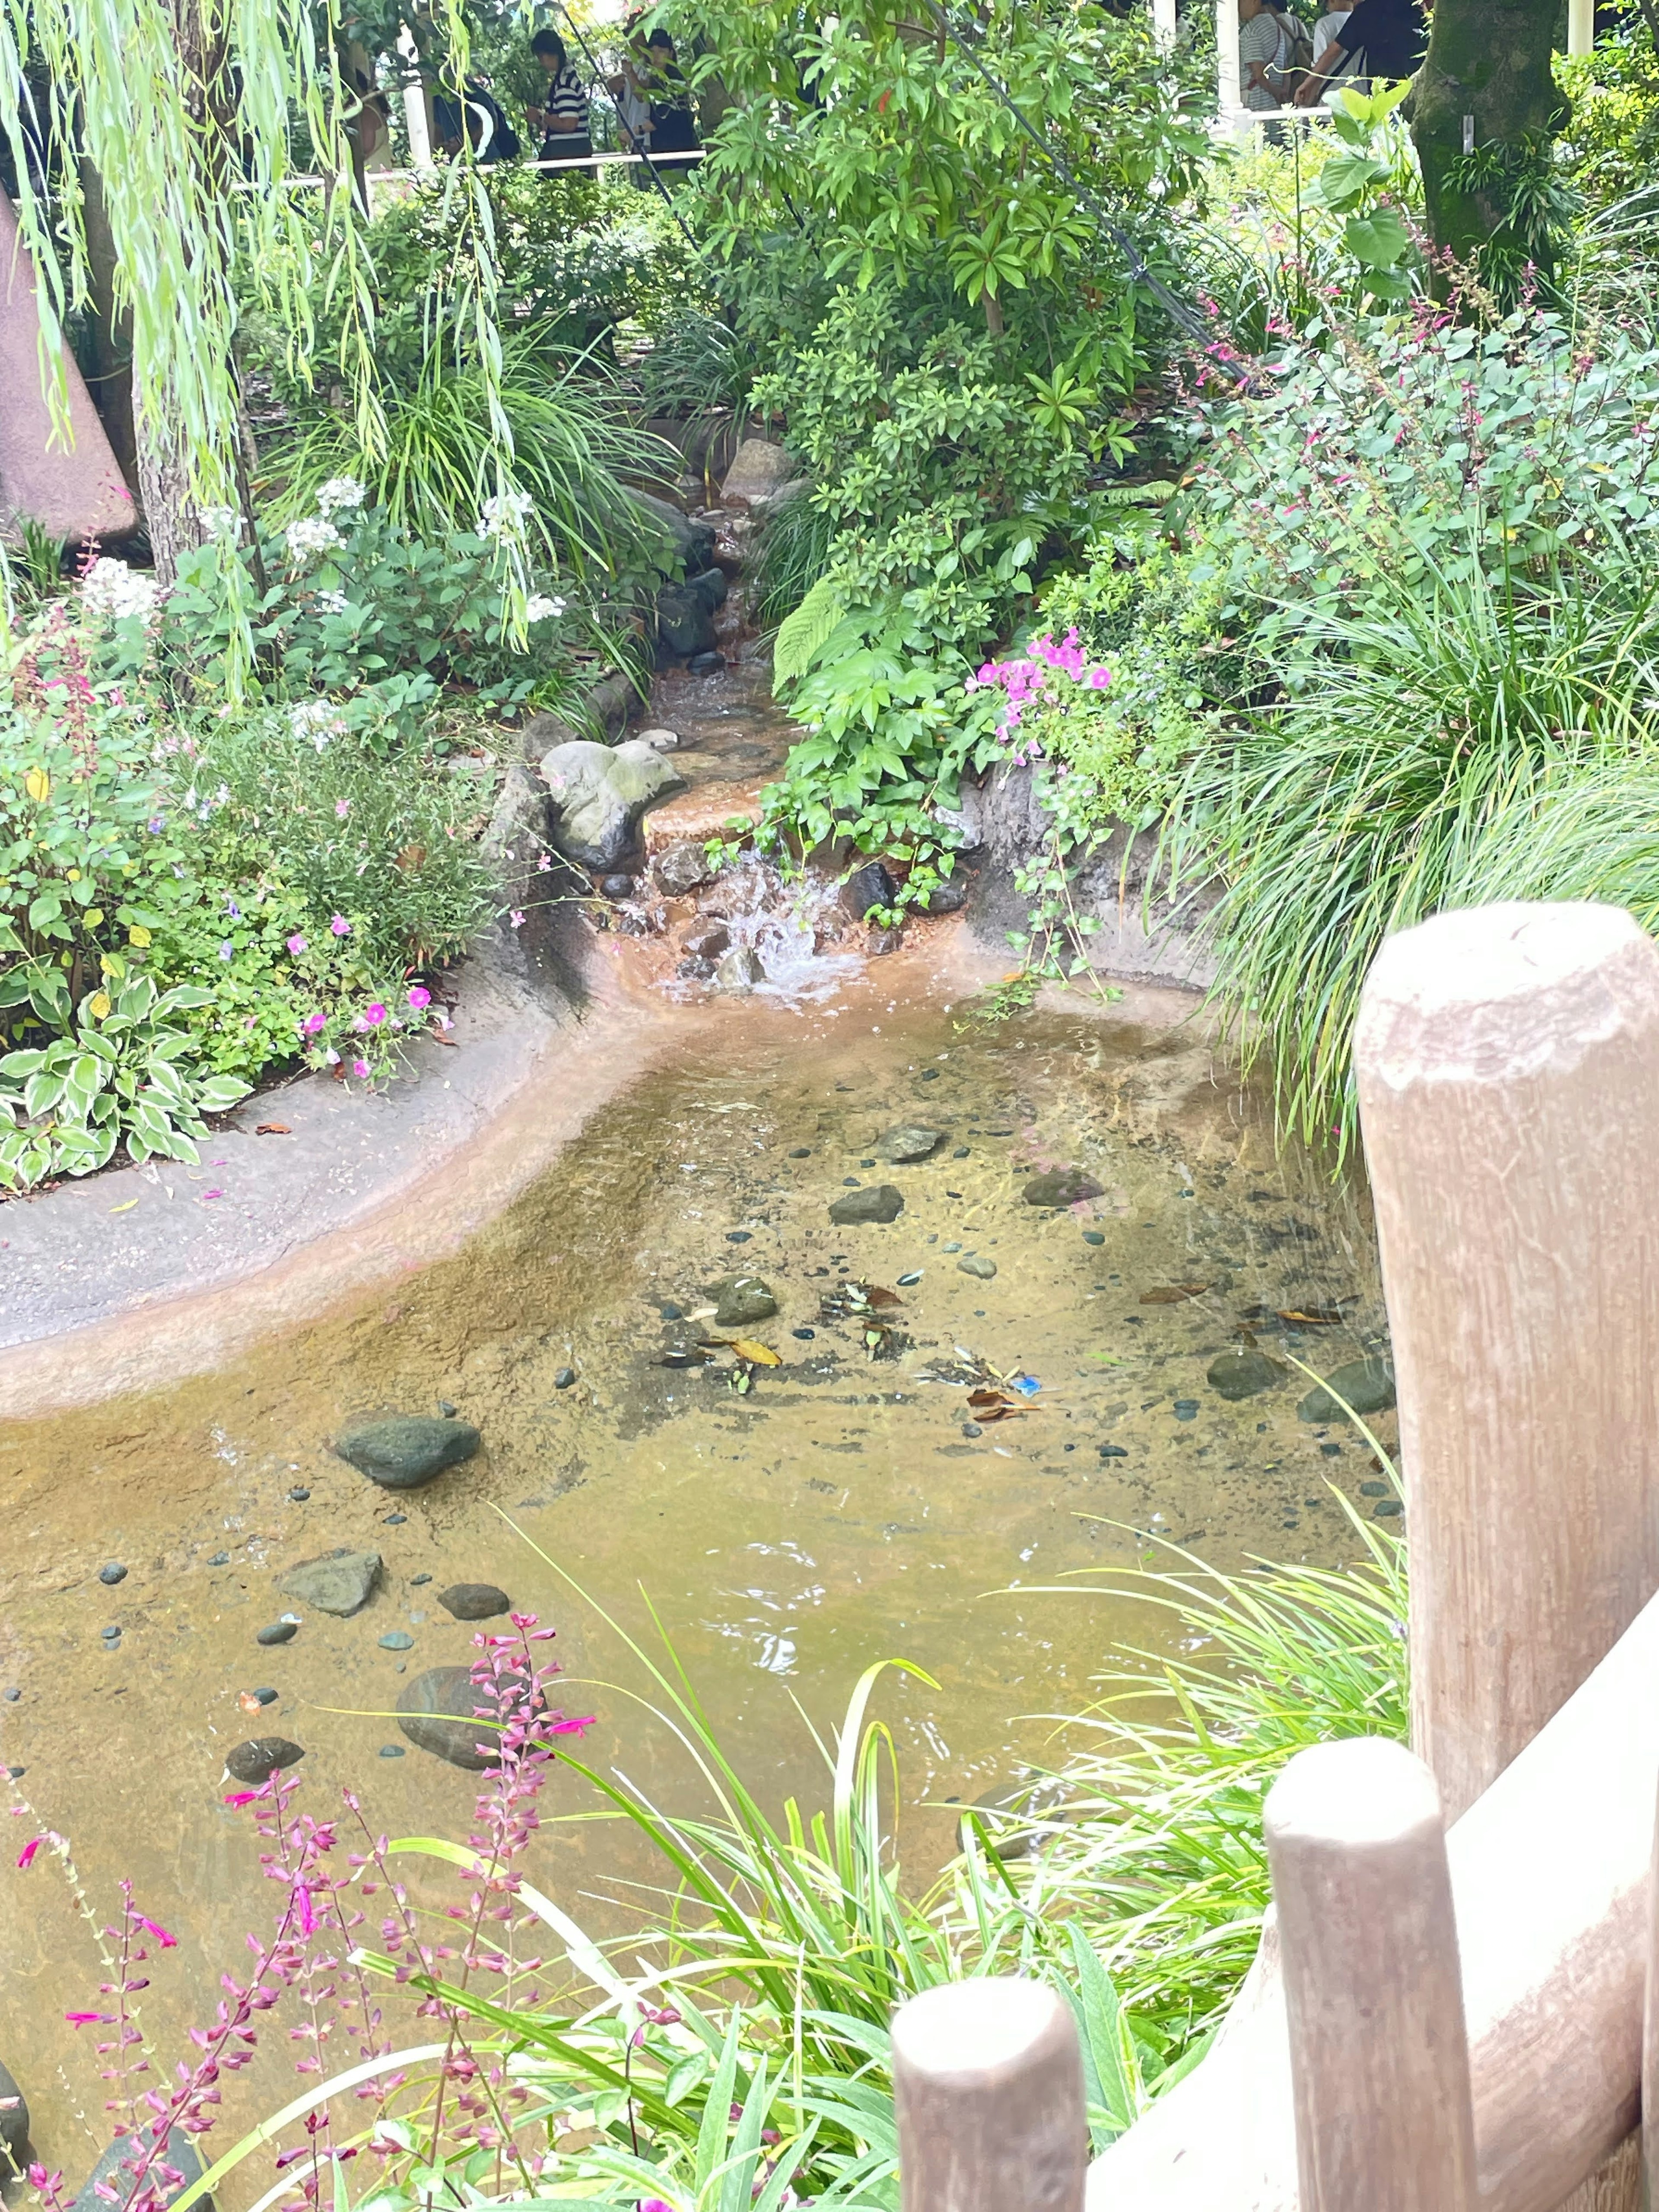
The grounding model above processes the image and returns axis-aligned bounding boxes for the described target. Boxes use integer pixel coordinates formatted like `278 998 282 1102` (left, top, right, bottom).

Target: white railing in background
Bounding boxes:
891 901 1659 2212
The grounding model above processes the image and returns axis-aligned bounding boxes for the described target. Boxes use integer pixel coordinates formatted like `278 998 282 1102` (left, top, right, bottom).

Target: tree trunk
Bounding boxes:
1410 0 1562 282
77 161 140 502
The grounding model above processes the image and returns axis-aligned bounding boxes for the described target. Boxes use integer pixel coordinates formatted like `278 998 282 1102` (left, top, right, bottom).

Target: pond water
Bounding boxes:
0 966 1393 2191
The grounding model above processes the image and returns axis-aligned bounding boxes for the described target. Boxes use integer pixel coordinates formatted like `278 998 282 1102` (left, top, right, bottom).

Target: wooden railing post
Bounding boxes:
1354 901 1659 2212
1265 1736 1477 2212
893 1978 1086 2212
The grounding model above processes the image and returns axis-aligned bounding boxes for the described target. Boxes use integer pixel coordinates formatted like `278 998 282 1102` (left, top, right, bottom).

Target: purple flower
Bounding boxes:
224 896 241 917
286 933 307 954
218 941 234 961
363 1002 387 1026
301 1011 327 1036
335 798 351 819
146 816 165 833
330 913 351 937
407 985 431 1010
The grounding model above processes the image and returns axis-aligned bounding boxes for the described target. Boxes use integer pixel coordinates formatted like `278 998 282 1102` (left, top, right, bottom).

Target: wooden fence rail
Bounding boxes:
892 902 1659 2212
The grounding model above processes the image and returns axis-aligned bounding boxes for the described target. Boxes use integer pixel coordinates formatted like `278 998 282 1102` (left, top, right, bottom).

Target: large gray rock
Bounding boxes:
540 739 688 872
397 1665 537 1770
1298 1357 1396 1424
334 1416 481 1490
279 1548 381 1617
1207 1346 1280 1402
829 1185 904 1226
71 2127 215 2212
0 2058 29 2165
626 489 716 573
655 841 715 899
721 438 796 511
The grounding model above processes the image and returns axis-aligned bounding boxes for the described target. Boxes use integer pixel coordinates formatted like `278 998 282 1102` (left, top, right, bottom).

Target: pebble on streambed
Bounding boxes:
397 1665 537 1770
828 1185 904 1226
333 1414 481 1491
439 1583 511 1621
98 1562 127 1586
224 1737 305 1785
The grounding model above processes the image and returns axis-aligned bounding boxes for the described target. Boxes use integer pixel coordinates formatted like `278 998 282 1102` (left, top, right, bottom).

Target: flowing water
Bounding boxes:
0 604 1395 2196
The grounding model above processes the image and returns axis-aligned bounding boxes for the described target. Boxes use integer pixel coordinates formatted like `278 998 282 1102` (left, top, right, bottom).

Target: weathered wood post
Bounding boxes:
1354 900 1659 2212
893 1978 1087 2212
1265 1737 1477 2212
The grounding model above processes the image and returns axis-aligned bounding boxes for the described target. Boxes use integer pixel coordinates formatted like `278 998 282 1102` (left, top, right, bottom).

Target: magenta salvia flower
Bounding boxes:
407 986 431 1010
65 2012 112 2026
329 914 351 937
16 1837 41 1869
287 934 308 955
135 1913 178 1948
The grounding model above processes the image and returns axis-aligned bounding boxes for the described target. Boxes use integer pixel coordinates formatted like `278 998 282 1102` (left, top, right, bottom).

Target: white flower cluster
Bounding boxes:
314 590 350 616
524 594 567 623
81 556 163 628
289 698 348 751
477 488 535 540
316 476 366 518
285 515 344 562
199 505 243 543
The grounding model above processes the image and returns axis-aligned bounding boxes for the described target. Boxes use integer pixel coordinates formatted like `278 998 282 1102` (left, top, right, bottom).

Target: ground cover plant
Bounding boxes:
7 1506 1406 2212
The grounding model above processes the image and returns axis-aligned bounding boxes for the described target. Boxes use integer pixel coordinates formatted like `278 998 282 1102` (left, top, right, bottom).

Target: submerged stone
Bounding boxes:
714 945 766 992
957 1254 997 1280
1207 1347 1280 1402
279 1548 382 1618
256 1621 297 1647
397 1665 539 1771
829 1184 904 1226
334 1415 481 1490
439 1583 511 1622
1022 1167 1105 1208
1297 1357 1396 1424
877 1125 943 1163
707 1273 778 1326
224 1737 305 1785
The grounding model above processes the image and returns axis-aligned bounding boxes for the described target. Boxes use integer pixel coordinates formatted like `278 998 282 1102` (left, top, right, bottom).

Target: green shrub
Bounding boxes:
1558 22 1659 211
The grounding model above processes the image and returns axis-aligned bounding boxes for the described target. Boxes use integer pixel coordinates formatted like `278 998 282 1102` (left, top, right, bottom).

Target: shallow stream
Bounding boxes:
0 598 1394 2198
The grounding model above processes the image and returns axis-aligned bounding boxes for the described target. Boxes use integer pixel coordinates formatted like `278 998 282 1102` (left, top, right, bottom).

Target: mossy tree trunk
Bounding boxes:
1410 0 1562 281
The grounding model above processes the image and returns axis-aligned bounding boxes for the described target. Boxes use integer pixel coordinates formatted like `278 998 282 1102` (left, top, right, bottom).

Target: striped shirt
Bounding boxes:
541 64 591 136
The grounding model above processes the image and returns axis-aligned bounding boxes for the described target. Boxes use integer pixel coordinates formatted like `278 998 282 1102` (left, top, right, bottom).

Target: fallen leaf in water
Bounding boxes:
1276 1306 1346 1326
967 1387 1024 1421
255 1123 292 1136
237 1691 267 1716
730 1339 782 1367
1140 1283 1210 1304
109 1198 139 1214
864 1286 903 1310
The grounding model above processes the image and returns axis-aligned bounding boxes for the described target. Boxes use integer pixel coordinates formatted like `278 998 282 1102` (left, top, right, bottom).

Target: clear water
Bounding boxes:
0 980 1393 2192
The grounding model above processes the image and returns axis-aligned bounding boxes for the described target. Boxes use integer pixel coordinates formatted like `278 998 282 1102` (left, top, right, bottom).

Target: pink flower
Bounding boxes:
407 985 431 1010
65 2013 112 2027
351 1058 370 1080
509 909 525 929
223 1790 260 1807
292 1880 318 1936
362 1002 387 1026
286 933 308 954
330 914 351 937
335 799 350 819
301 1011 327 1036
135 1913 178 1948
16 1837 41 1869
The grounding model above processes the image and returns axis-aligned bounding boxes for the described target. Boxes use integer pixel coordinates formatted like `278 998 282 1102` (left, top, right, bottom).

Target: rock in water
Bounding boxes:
0 2058 30 2163
1207 1347 1280 1402
655 583 718 660
1298 1357 1396 1424
841 860 896 922
397 1665 540 1770
714 946 766 992
720 437 796 511
706 1274 778 1326
683 567 728 612
638 725 681 751
877 1125 943 1163
71 2128 214 2212
829 1185 904 1226
224 1737 305 1785
279 1548 382 1617
625 489 716 573
920 879 968 915
686 651 725 676
439 1583 511 1622
599 872 638 899
1022 1167 1105 1208
957 1254 997 1280
683 923 730 960
98 1562 127 1586
334 1416 481 1490
256 1621 298 1647
539 738 688 873
654 841 715 899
